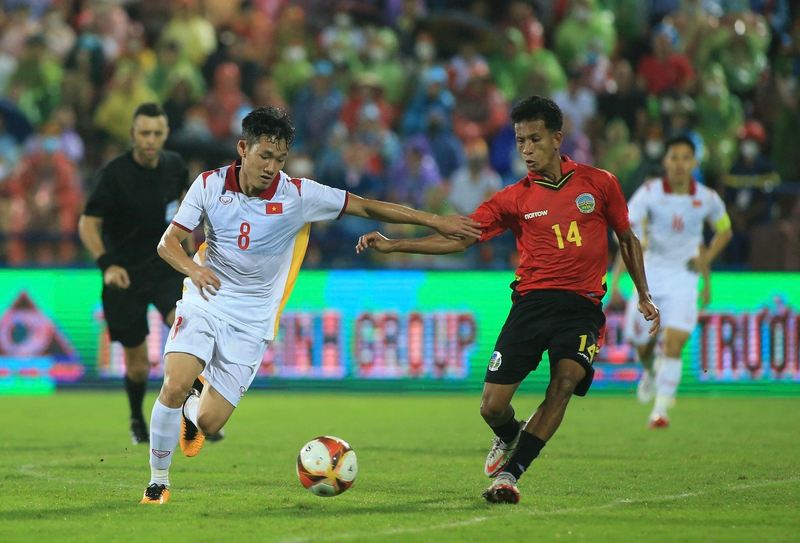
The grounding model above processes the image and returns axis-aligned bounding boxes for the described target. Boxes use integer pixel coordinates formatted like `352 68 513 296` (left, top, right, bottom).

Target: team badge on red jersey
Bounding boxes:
575 193 596 213
266 203 283 214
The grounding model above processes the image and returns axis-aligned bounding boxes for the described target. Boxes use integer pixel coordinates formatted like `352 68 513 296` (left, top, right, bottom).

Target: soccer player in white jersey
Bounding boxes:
610 135 732 429
140 107 482 504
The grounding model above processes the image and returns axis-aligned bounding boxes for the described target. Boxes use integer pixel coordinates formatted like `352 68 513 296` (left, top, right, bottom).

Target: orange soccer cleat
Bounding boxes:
140 483 169 504
648 414 670 429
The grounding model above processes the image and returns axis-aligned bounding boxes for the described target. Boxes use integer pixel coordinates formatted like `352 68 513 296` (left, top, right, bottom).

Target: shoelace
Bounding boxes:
145 484 165 499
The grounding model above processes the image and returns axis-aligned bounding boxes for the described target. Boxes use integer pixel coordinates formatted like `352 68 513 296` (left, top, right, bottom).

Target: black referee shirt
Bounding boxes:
84 150 190 274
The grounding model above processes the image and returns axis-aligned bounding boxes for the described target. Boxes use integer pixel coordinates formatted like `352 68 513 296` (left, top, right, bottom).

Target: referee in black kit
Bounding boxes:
79 103 197 444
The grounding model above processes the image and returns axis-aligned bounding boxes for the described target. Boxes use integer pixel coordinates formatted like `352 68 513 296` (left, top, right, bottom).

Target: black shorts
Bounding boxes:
102 266 185 348
484 290 606 396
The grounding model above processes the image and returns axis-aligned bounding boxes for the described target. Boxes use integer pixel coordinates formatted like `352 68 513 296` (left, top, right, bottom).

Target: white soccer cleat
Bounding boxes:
636 369 655 404
484 420 526 478
482 472 520 504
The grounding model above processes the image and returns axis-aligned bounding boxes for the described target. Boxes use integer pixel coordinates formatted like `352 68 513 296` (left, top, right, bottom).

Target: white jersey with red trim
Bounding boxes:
627 177 726 295
171 159 348 340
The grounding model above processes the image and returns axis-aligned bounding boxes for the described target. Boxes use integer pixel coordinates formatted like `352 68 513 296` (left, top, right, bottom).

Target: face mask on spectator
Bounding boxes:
290 157 314 178
415 42 435 61
740 139 759 160
645 139 664 159
284 45 307 63
574 6 591 23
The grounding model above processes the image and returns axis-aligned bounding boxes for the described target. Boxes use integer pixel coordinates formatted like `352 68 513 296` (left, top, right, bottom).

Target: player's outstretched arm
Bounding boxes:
158 224 220 301
344 194 482 240
356 231 477 255
617 227 660 336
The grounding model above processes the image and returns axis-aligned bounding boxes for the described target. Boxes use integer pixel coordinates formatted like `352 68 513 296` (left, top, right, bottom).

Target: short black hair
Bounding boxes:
242 106 295 149
510 95 563 133
133 102 166 121
665 135 696 155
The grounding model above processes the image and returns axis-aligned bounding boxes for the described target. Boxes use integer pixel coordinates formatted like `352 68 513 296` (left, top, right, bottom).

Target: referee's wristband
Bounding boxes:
96 254 115 273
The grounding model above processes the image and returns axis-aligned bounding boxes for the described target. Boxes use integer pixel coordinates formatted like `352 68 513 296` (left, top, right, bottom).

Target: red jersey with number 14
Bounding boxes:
469 155 630 304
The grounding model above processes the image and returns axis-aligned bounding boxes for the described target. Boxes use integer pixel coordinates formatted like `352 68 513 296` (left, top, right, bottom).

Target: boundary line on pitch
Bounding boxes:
278 477 800 543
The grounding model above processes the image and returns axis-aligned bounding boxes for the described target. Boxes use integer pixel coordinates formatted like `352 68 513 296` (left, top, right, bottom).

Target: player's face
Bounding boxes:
662 143 698 182
238 136 289 192
130 115 168 157
514 120 562 174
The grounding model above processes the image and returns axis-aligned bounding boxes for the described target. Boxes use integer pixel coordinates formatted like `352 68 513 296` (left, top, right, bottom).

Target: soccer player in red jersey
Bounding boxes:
356 96 660 504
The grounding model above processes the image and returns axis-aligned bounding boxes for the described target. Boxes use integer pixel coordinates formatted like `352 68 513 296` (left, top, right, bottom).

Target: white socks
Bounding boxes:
149 399 182 486
183 393 200 427
652 356 683 417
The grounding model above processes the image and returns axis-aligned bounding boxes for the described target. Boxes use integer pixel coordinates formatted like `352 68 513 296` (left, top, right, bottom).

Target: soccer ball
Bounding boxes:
296 436 358 497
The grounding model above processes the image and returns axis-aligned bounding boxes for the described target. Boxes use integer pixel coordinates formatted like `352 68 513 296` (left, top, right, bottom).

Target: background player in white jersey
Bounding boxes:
140 107 482 504
610 136 732 429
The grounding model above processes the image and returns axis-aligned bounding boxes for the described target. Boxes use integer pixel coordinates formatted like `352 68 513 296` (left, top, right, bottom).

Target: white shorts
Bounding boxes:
623 290 698 346
164 301 268 407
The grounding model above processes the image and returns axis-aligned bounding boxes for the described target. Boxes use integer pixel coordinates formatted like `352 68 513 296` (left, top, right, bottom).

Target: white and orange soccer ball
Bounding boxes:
296 436 358 497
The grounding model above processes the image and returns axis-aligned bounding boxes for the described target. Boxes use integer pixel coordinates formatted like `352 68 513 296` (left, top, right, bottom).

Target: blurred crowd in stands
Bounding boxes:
0 0 799 270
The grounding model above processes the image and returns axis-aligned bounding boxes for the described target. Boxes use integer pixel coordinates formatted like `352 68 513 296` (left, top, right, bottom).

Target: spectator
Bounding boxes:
559 115 593 165
8 35 63 126
7 128 83 265
62 31 105 132
163 78 196 135
248 74 288 111
387 135 442 208
554 0 617 68
0 5 41 58
724 120 778 264
201 29 260 98
491 28 534 102
320 10 365 60
402 66 455 136
352 103 402 170
448 43 488 93
597 118 642 198
94 65 159 143
203 62 250 140
696 64 744 177
339 73 394 133
360 28 405 105
52 106 85 164
501 1 545 53
448 138 502 215
637 22 696 96
293 61 344 154
0 117 21 183
402 31 439 105
160 0 218 68
772 25 800 182
598 59 648 139
149 41 205 103
425 111 466 182
552 69 597 135
452 61 508 141
272 40 314 104
394 0 427 56
42 7 76 62
629 123 668 191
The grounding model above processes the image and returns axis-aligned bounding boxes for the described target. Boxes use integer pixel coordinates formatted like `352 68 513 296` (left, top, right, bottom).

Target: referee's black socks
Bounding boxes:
503 432 546 480
124 375 147 422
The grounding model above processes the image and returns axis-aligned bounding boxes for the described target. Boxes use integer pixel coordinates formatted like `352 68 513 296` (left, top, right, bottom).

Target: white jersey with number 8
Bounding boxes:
171 159 347 340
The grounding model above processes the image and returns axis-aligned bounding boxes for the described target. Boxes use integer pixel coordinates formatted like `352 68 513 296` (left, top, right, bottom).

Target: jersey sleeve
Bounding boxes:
469 186 516 243
626 183 650 239
301 178 348 222
83 167 115 218
602 172 631 234
171 174 207 232
704 188 729 230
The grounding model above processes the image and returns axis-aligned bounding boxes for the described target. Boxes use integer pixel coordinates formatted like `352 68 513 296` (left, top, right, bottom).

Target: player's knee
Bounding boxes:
159 380 192 407
479 400 506 423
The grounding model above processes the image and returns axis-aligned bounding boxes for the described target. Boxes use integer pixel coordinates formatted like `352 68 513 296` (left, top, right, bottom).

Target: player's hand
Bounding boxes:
701 283 711 307
432 215 482 241
638 295 660 336
356 231 394 254
103 265 130 289
687 255 709 274
189 266 221 301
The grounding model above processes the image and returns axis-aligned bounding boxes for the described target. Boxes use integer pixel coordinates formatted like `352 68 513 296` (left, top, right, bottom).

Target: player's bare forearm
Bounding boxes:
158 224 198 276
617 228 650 299
344 194 482 240
609 247 625 297
356 231 476 255
78 215 106 260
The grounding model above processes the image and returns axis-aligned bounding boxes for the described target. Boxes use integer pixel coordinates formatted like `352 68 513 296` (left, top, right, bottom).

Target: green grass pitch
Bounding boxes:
1 391 798 542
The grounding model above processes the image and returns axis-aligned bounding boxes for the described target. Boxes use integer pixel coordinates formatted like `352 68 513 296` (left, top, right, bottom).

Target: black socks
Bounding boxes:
124 374 147 422
502 432 546 480
490 408 520 444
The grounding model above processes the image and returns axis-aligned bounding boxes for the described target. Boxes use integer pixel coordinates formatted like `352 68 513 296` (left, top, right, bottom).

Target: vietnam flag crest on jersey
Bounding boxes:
266 202 283 214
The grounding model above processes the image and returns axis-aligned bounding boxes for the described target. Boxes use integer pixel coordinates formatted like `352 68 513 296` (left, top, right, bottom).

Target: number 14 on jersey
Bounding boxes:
551 221 582 249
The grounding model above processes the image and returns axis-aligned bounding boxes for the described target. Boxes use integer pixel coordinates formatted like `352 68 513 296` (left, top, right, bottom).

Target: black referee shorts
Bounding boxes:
484 290 606 396
101 266 185 348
